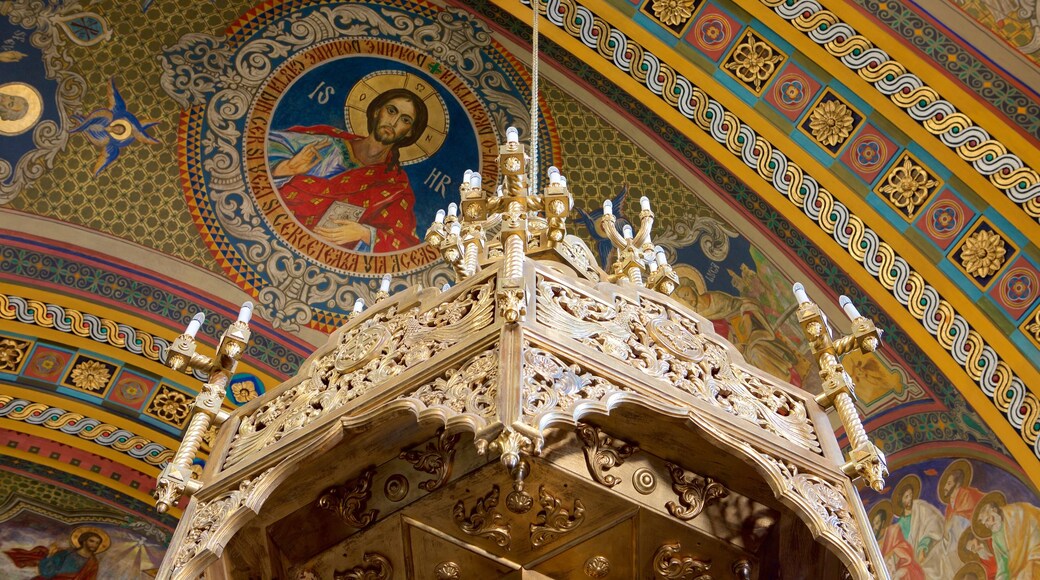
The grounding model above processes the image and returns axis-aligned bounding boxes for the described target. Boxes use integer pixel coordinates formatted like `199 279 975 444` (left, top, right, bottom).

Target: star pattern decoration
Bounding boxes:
70 78 160 176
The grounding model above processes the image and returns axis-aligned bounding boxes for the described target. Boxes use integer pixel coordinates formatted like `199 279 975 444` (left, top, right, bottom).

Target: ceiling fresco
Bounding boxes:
0 0 1038 578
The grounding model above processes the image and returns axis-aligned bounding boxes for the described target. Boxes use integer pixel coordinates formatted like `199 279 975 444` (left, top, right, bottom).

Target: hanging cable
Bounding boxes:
529 0 539 198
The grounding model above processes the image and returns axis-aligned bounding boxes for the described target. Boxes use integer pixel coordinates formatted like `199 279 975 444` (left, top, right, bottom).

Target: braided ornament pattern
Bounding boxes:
523 0 1040 459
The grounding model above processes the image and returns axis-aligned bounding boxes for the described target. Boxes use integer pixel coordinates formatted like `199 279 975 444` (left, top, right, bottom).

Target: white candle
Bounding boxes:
447 203 458 217
647 259 658 273
236 301 253 324
603 200 612 216
622 224 633 239
352 298 365 314
185 312 205 337
793 282 810 305
640 196 651 211
450 222 461 236
469 172 482 188
548 166 561 185
506 127 519 143
839 295 861 320
434 209 445 224
379 274 391 294
441 283 452 292
655 247 668 267
463 169 472 184
559 176 567 188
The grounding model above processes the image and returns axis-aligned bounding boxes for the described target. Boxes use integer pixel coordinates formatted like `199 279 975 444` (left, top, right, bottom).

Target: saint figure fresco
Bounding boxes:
4 526 109 580
971 491 1040 579
268 86 429 253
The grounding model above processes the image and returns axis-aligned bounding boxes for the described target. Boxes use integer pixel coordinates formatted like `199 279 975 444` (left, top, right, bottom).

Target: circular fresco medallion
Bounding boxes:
0 81 43 136
171 1 560 330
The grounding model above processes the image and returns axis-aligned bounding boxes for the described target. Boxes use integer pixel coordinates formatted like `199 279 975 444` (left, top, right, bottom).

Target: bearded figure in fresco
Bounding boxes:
880 475 945 578
973 491 1040 579
4 526 109 580
268 87 429 252
933 459 987 576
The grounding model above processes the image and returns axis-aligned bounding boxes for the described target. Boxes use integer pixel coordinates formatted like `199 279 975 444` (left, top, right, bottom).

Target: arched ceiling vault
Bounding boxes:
476 0 1040 479
0 0 1038 574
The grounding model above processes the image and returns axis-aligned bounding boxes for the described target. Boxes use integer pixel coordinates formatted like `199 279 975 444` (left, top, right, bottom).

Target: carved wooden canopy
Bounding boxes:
156 240 888 579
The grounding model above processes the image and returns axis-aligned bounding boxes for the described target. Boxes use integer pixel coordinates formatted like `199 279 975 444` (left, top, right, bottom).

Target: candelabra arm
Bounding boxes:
157 312 251 512
597 213 628 248
795 294 887 491
633 209 654 250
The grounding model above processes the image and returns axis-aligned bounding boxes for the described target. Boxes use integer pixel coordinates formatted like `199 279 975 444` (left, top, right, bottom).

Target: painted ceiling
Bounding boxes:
0 0 1038 578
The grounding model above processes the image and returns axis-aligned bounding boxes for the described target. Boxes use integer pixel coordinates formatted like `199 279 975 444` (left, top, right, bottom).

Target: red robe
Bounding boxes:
880 525 926 580
945 486 985 522
5 546 99 580
277 125 420 252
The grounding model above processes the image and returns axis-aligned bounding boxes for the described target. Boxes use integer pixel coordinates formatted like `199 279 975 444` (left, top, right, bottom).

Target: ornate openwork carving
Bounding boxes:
652 542 711 579
535 278 821 454
224 281 495 468
522 346 632 426
409 347 498 421
530 485 586 548
576 423 637 488
317 466 378 529
766 457 869 567
333 552 392 580
665 462 729 521
171 468 275 573
452 485 511 549
400 430 461 492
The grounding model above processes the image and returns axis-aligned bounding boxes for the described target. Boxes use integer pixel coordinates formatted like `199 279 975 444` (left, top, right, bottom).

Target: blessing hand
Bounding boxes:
315 219 372 246
272 141 325 177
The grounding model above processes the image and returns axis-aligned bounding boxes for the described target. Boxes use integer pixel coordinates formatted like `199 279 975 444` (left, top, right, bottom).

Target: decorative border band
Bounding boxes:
520 0 1039 460
760 0 1040 222
0 293 206 381
0 395 174 467
849 0 1040 142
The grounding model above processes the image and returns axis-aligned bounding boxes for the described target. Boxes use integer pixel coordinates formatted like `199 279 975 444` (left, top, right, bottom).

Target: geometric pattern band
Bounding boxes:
0 293 207 381
0 395 174 468
761 0 1040 222
524 0 1040 460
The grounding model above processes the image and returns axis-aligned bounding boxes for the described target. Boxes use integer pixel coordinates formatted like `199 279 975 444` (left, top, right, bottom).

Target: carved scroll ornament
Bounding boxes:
576 423 637 488
224 281 495 468
530 485 586 547
652 542 711 580
317 466 378 529
333 552 392 580
535 278 821 454
452 485 511 549
400 430 461 492
665 462 729 521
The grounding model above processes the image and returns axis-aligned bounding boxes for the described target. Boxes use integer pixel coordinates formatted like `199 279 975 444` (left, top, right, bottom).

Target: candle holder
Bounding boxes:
154 302 253 513
793 284 888 491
